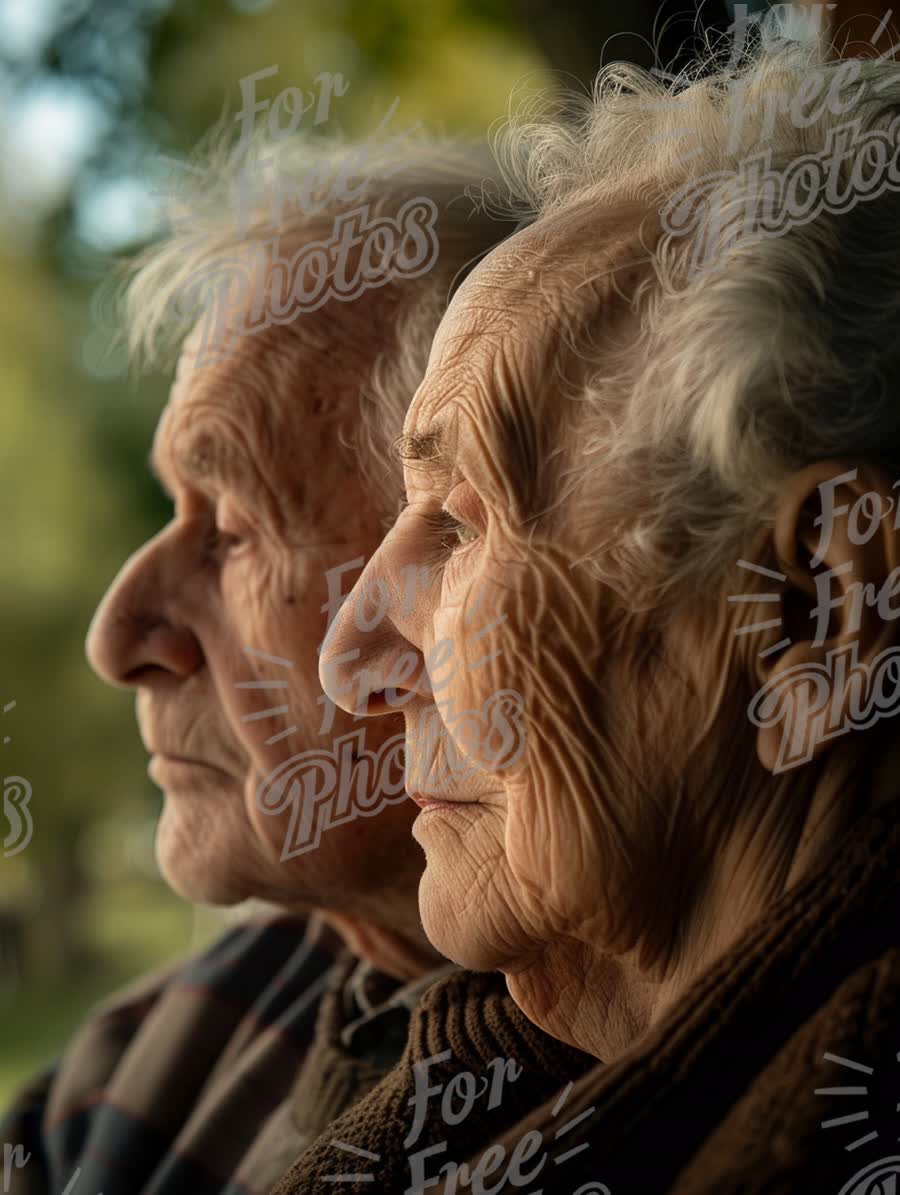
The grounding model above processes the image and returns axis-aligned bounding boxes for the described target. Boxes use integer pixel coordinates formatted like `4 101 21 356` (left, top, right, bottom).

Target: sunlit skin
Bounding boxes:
87 283 439 978
321 199 900 1055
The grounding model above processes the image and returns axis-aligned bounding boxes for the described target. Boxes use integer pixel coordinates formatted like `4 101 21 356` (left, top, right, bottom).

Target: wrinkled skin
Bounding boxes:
322 201 900 1055
87 287 433 968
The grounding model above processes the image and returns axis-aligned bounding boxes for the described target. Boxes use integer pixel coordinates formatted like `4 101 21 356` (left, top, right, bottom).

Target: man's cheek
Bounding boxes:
268 561 336 665
244 768 283 856
223 561 311 673
226 543 308 614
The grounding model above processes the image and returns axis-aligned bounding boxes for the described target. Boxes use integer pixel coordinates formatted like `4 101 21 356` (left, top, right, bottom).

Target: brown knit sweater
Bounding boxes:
273 801 900 1195
270 966 594 1194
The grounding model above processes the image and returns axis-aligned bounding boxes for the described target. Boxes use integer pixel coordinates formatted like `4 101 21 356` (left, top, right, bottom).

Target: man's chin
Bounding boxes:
153 799 259 907
157 855 249 905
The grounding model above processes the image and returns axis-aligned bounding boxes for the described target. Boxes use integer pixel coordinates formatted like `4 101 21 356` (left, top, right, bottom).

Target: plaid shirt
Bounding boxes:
0 914 346 1195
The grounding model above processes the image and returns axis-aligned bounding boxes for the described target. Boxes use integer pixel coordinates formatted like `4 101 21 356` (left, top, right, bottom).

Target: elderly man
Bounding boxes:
0 138 509 1195
274 38 900 1195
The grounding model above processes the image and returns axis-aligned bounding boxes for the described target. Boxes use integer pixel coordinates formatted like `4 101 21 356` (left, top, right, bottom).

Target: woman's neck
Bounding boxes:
504 735 899 1061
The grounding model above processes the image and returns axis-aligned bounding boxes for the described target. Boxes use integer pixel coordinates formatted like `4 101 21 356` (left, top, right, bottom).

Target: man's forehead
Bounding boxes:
153 327 296 491
160 347 248 438
151 392 247 497
153 293 400 514
175 308 318 391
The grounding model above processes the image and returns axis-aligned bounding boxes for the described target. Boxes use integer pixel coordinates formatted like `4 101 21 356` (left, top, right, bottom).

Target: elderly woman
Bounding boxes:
276 39 900 1195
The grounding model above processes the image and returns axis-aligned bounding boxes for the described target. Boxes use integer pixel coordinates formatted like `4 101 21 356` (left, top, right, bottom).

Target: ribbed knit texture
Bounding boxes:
272 968 594 1194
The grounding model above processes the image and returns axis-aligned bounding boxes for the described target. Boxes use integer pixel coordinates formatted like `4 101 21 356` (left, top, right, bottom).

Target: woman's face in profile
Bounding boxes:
321 227 624 971
386 302 630 972
321 215 728 976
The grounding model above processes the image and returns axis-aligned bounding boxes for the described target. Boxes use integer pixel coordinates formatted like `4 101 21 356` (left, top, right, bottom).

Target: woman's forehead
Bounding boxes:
423 196 652 393
406 255 550 440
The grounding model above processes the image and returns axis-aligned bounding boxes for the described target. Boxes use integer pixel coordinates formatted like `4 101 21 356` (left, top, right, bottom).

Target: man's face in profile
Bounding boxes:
86 296 422 918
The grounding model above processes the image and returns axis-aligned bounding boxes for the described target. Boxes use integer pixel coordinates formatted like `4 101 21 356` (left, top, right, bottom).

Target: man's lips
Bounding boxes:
148 753 235 783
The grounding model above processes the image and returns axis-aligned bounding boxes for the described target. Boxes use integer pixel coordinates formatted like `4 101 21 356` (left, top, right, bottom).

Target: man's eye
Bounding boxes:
209 498 254 554
205 525 241 554
217 527 245 551
205 511 247 556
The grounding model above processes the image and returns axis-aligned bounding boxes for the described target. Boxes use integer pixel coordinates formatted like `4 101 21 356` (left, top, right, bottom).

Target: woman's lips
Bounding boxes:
407 791 462 810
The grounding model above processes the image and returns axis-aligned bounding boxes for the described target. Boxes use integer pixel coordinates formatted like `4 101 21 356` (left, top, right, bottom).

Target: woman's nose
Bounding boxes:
319 562 425 718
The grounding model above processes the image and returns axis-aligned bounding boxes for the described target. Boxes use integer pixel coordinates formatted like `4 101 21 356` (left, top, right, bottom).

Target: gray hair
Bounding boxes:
491 36 900 609
122 126 510 518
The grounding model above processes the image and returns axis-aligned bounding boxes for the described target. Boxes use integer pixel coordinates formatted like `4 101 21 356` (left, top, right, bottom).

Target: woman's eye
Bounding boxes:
439 514 478 551
449 520 477 548
439 481 483 553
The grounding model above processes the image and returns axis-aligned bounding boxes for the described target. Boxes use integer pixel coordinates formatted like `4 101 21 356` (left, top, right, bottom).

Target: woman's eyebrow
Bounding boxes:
394 428 445 462
393 425 454 472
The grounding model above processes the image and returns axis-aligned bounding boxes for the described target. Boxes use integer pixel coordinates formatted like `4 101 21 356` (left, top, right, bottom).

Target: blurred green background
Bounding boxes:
0 0 559 1105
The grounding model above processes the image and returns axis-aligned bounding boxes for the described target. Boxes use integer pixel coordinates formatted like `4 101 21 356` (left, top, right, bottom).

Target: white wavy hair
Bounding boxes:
490 35 900 610
121 126 508 519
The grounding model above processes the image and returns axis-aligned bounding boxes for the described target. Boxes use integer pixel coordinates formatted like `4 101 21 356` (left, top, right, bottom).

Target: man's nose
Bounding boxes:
86 531 203 688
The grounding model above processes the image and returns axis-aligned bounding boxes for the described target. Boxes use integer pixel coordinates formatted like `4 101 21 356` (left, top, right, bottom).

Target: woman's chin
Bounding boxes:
418 864 505 972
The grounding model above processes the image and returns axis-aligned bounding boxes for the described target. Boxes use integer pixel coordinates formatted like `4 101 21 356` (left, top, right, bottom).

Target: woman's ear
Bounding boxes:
746 460 900 774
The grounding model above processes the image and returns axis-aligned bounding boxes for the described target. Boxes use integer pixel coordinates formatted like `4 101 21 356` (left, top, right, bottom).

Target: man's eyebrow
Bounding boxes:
149 432 254 498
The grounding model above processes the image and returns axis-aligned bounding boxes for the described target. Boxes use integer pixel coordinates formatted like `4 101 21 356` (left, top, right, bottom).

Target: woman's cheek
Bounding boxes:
439 533 484 608
503 765 594 928
429 606 471 721
431 568 497 710
503 774 562 911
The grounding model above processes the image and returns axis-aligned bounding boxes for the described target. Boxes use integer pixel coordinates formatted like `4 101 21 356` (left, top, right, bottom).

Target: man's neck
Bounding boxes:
319 910 445 981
